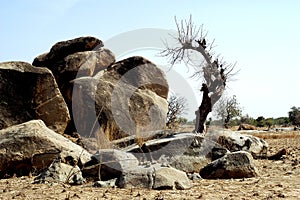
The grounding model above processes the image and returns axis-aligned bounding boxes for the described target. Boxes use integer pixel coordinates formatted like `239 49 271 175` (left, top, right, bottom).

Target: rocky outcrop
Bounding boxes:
200 151 259 179
216 130 268 158
72 56 169 143
0 120 91 178
125 133 229 173
0 62 70 134
32 37 115 137
238 124 257 131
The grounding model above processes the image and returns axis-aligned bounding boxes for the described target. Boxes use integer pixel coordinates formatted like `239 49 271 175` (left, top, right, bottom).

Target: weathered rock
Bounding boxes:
117 164 191 190
0 61 70 134
153 166 192 190
0 120 91 178
238 124 257 131
32 36 103 68
72 56 169 143
116 165 154 188
34 157 85 185
57 49 115 116
93 178 117 188
82 149 139 181
200 151 259 179
216 130 268 158
125 133 229 173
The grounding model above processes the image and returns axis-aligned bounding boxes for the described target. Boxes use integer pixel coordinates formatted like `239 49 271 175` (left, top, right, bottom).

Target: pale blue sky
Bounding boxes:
1 0 300 119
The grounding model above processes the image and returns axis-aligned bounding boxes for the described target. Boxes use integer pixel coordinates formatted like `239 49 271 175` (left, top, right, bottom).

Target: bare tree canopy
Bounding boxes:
161 16 238 133
166 95 187 130
214 95 242 128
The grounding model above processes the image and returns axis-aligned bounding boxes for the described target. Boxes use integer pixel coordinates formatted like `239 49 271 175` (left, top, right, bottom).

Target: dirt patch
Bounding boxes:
0 131 299 200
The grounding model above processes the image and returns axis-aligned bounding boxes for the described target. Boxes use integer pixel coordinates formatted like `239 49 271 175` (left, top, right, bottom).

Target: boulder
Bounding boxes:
238 124 257 131
93 178 117 188
216 130 268 158
34 157 85 185
200 151 259 179
72 56 169 143
125 133 229 173
153 166 192 190
0 61 70 134
117 164 191 190
32 37 115 137
0 120 91 178
32 36 103 68
82 149 139 181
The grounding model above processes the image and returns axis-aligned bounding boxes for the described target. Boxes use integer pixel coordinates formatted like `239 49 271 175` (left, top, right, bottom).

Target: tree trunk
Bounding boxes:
195 84 212 133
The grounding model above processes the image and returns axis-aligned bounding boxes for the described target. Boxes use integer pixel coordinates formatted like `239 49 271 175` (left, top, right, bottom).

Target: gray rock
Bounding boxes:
34 157 85 185
216 130 268 158
117 164 191 190
153 166 192 190
0 61 70 134
125 133 229 173
117 165 154 189
82 149 139 181
93 178 117 188
200 151 259 179
187 173 202 180
0 120 91 178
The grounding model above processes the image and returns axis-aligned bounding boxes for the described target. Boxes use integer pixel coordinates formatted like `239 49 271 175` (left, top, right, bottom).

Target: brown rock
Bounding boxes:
72 56 168 144
238 124 257 130
0 61 70 134
32 36 103 67
0 120 91 178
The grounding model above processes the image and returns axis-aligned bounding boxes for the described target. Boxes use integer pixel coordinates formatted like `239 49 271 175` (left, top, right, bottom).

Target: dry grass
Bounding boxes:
248 130 300 140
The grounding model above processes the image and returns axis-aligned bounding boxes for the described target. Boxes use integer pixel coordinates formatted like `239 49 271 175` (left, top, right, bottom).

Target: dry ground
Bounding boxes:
0 130 299 200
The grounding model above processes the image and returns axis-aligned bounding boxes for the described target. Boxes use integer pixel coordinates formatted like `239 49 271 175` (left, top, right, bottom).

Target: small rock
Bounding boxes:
93 178 117 188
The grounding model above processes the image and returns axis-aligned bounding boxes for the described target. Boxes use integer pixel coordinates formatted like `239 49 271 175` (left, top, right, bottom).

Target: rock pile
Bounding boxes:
0 36 269 189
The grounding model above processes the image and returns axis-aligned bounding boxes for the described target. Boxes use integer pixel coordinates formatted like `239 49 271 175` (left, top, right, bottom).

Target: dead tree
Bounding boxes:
161 16 237 133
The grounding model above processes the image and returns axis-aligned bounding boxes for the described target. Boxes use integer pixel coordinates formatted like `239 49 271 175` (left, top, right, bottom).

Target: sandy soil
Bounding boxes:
0 131 299 200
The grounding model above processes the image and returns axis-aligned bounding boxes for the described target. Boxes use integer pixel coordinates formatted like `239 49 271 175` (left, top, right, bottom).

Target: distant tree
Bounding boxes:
288 106 300 126
161 16 238 133
274 117 290 126
166 95 188 130
256 116 265 127
265 118 274 129
214 95 242 128
241 114 257 126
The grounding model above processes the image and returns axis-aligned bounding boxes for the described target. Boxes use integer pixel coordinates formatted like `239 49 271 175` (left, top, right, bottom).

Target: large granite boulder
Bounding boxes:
72 56 169 144
215 130 268 158
0 61 70 134
124 133 229 173
200 151 259 179
32 36 103 68
0 120 91 178
32 37 115 134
